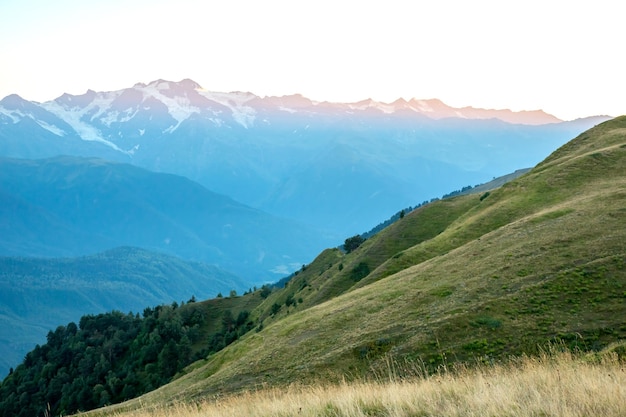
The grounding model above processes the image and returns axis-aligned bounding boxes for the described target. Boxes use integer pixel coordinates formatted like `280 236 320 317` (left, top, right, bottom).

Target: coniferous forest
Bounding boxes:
0 299 255 417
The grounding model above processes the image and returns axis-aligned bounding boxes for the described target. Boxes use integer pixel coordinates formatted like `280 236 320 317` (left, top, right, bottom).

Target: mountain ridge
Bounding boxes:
0 155 332 278
0 79 611 237
2 78 565 129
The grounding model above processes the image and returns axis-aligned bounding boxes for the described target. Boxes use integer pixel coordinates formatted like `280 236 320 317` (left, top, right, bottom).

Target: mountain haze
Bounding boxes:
0 156 331 279
0 80 610 237
0 154 328 379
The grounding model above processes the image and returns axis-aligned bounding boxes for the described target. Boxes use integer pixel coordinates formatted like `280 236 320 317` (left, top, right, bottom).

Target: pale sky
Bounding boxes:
1 0 624 120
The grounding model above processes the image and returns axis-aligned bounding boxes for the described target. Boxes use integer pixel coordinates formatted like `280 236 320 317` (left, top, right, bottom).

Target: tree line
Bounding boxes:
0 300 254 417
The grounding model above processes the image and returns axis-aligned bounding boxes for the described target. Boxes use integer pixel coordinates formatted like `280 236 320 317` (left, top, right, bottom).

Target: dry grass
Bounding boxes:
88 350 626 417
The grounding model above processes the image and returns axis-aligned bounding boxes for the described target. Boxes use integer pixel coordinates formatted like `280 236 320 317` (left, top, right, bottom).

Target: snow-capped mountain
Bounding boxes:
0 78 562 150
0 79 611 238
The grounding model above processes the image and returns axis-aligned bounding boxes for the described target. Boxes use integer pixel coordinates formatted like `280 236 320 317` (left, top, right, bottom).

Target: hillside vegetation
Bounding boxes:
0 290 268 417
112 116 625 411
2 117 625 416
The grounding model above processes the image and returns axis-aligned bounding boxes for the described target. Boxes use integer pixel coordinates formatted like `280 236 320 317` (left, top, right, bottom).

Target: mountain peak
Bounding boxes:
0 94 29 109
142 78 202 93
392 97 409 106
178 78 202 90
54 89 97 108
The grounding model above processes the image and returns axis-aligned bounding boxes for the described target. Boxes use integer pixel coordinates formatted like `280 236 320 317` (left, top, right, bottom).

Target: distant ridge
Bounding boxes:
0 79 610 238
346 96 562 125
2 78 563 127
0 155 331 279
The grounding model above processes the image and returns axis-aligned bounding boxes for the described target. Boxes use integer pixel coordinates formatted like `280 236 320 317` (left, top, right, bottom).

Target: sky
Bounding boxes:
1 0 624 121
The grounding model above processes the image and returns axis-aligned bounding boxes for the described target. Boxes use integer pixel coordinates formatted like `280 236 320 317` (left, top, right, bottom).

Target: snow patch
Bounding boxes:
0 106 20 123
35 119 65 136
454 111 468 119
0 107 65 136
128 144 140 155
279 106 297 114
409 100 434 113
41 100 129 153
197 89 257 128
98 110 120 126
349 100 396 114
163 124 178 134
209 118 224 127
98 107 138 127
135 83 200 130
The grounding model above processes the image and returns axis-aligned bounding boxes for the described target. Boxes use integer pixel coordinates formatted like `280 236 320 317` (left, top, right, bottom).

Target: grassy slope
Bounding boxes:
181 292 266 355
81 350 626 417
89 117 626 413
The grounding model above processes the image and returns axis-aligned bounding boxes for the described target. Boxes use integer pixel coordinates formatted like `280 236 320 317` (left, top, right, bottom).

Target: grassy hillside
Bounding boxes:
86 115 624 413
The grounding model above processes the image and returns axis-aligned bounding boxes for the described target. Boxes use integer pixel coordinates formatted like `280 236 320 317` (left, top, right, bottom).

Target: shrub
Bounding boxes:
344 235 366 253
350 262 370 282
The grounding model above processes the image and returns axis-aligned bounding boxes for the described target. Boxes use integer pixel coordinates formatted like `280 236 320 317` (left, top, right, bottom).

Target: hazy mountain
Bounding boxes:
0 80 611 237
0 156 332 280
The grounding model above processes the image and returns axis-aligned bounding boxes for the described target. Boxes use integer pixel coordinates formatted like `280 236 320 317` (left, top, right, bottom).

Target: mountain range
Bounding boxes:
0 79 611 237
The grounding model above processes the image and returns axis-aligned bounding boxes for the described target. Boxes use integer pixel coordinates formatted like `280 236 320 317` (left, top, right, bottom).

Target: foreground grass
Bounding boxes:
83 350 626 417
